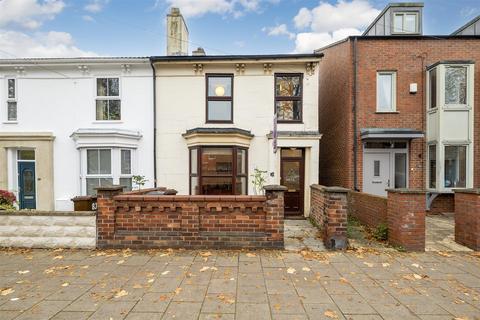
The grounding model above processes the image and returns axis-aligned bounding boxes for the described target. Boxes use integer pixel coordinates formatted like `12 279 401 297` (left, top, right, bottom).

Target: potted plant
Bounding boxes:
251 168 268 195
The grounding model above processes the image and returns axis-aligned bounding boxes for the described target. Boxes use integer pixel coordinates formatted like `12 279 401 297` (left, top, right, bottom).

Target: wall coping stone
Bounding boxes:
0 210 96 216
96 186 124 192
263 185 287 191
453 188 480 195
386 188 426 194
311 184 350 193
113 195 267 202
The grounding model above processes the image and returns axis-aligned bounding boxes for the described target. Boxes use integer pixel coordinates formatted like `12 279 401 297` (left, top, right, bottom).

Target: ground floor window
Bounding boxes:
82 148 134 195
189 146 247 195
428 144 436 189
444 145 466 188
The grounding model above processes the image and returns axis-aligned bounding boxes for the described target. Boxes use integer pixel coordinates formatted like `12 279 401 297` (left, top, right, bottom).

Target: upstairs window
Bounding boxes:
393 12 418 33
275 73 303 122
206 74 233 123
376 72 396 112
96 78 120 121
445 66 467 106
6 78 17 121
428 68 437 109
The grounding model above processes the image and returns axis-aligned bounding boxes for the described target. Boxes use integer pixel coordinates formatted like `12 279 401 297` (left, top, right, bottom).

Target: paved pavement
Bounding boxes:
284 220 326 251
1 248 479 320
426 213 472 252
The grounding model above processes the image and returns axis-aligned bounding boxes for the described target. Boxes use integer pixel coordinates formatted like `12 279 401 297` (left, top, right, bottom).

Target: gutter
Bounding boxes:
150 60 157 188
352 37 359 191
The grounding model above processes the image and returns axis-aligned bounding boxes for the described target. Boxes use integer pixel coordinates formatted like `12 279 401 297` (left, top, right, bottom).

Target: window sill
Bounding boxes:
206 120 234 124
2 121 18 124
92 120 123 124
277 120 304 124
375 111 399 114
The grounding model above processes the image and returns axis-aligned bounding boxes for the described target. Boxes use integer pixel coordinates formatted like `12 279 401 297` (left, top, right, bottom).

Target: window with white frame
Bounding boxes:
393 12 418 33
376 72 396 112
445 66 467 106
83 148 133 195
428 68 437 109
444 145 467 188
96 78 120 121
6 78 17 121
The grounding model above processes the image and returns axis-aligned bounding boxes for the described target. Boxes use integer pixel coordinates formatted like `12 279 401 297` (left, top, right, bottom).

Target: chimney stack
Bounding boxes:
166 7 189 56
192 47 206 56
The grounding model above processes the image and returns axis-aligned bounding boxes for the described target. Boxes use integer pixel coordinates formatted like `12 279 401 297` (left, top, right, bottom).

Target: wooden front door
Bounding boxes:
280 148 304 218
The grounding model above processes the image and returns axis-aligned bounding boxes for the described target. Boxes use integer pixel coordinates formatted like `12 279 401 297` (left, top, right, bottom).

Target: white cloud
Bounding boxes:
293 28 361 53
0 29 97 58
263 24 295 40
84 0 110 13
292 0 380 53
165 0 277 18
0 0 65 29
82 15 95 22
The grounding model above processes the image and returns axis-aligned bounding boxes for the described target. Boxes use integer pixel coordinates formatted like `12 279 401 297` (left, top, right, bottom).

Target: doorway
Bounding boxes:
17 150 36 209
280 148 305 218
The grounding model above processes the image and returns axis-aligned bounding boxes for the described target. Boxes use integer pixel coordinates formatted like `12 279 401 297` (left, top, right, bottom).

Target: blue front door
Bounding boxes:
18 161 36 209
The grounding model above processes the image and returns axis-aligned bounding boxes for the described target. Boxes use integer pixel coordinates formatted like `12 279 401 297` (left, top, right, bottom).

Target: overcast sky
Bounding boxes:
0 0 479 58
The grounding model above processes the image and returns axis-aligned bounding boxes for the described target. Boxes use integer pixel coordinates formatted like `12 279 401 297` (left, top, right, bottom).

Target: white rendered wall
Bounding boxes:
155 62 319 214
0 62 155 210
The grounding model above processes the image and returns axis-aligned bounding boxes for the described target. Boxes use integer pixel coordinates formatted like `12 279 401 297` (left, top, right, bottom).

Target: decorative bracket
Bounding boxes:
193 63 203 75
77 65 89 75
14 66 25 76
263 63 273 74
306 62 317 76
121 64 131 74
235 63 246 75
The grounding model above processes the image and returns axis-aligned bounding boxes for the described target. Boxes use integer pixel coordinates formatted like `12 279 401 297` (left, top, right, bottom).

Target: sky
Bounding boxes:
0 0 479 58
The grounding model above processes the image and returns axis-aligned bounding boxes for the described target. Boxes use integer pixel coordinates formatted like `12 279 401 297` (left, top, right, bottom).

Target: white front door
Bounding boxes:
363 152 391 196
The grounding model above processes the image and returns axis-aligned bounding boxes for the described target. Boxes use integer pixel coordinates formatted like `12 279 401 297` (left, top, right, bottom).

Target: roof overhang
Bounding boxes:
360 128 424 140
151 53 323 65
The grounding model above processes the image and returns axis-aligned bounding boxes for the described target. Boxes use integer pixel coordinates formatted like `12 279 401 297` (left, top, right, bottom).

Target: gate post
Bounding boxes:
454 189 480 251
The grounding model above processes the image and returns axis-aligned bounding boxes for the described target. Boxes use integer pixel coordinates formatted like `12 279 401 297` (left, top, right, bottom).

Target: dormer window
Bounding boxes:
393 12 418 34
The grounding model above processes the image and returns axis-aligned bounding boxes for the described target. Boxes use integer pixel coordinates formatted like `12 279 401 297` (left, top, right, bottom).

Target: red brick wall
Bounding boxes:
310 185 349 249
387 190 426 251
96 187 285 249
349 191 388 228
318 37 480 190
318 40 354 188
455 190 480 251
429 193 455 215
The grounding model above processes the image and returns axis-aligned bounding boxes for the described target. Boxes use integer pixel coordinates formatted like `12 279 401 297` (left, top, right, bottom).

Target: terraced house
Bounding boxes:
316 2 479 212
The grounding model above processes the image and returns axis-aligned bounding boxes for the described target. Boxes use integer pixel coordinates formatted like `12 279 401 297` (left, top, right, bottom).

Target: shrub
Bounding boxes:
0 190 16 210
373 223 388 241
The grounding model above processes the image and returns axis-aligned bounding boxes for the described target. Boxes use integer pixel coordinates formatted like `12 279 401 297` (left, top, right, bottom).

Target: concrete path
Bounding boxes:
284 220 326 252
0 248 479 319
426 213 472 252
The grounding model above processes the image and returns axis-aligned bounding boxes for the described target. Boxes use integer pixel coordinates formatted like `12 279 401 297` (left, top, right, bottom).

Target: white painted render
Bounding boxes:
154 61 320 216
0 59 155 210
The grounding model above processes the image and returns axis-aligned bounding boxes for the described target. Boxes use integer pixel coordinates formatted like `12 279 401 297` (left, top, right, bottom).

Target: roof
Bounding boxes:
363 2 424 36
452 15 480 35
151 53 323 63
0 56 150 66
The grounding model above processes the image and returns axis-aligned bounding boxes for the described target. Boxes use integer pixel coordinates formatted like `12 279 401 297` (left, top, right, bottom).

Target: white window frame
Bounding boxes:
80 147 135 195
5 77 18 123
427 67 438 111
376 71 397 112
444 65 469 109
392 12 419 34
426 143 437 190
443 143 469 190
94 77 122 122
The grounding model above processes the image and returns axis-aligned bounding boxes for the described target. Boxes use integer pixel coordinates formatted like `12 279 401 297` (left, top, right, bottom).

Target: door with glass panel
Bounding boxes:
280 148 304 218
17 150 36 209
364 152 391 196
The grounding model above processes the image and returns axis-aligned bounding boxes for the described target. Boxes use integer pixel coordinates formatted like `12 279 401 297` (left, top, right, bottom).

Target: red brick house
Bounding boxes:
316 3 479 212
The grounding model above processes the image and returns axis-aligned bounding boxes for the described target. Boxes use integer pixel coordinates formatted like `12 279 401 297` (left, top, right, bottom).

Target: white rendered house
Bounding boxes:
0 58 155 210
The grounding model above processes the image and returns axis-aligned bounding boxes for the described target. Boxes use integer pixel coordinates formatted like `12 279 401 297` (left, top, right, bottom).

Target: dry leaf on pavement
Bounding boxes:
113 289 128 298
246 253 256 258
287 267 296 274
1 288 15 296
324 310 339 319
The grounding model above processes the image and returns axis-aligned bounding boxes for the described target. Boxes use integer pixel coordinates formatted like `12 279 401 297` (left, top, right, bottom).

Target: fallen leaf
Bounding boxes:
302 267 311 272
411 263 420 268
200 252 212 257
340 277 350 284
147 279 155 283
363 262 374 267
133 284 143 289
382 263 390 268
114 289 128 298
287 267 296 274
117 260 125 265
246 253 256 258
273 303 281 310
437 252 452 257
324 309 339 319
200 266 210 272
174 287 182 295
53 255 64 260
161 271 170 276
0 288 14 296
17 270 30 274
211 267 218 271
81 265 89 269
10 298 19 301
61 283 69 287
413 274 422 280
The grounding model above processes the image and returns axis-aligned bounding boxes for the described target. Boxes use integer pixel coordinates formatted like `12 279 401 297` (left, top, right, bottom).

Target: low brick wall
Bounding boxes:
455 189 480 251
96 185 286 249
429 193 455 215
0 211 96 248
310 185 349 249
387 189 426 252
349 191 387 228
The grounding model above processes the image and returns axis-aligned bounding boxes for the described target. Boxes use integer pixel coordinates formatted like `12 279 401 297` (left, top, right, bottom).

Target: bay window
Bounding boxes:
445 66 467 106
82 148 133 195
189 146 247 195
444 146 467 188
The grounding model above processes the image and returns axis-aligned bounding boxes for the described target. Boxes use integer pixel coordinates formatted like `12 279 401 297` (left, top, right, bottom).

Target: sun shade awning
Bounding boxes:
360 128 424 140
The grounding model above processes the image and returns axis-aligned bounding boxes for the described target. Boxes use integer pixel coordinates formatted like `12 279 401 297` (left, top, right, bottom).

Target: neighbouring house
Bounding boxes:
0 58 155 210
152 8 322 218
316 2 479 212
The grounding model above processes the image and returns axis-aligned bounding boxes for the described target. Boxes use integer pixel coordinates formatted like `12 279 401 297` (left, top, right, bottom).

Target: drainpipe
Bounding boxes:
150 59 157 188
352 37 359 191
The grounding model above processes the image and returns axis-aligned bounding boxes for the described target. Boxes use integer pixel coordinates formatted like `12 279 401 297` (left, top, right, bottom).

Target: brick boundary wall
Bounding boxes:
96 185 286 249
387 189 426 252
429 193 455 215
454 189 480 251
310 185 349 250
348 191 387 229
